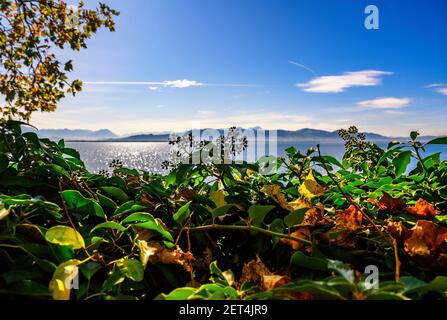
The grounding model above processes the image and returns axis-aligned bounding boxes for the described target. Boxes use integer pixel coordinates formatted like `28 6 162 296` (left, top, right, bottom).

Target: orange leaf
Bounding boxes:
376 192 406 213
385 220 411 240
404 220 447 257
405 198 441 218
280 227 310 250
335 205 362 230
262 275 290 290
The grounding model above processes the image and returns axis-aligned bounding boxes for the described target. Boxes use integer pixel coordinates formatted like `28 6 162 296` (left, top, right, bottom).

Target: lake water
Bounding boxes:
66 141 447 174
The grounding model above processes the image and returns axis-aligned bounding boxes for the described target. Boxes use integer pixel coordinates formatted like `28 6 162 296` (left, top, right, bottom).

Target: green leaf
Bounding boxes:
392 151 412 177
211 204 234 219
321 155 344 169
119 259 144 282
134 220 174 242
113 201 147 217
161 287 196 300
100 186 129 203
248 205 275 227
102 268 125 292
209 261 224 278
327 260 354 284
121 212 156 224
97 193 117 210
290 251 329 271
45 226 85 249
61 190 105 218
80 262 101 281
173 201 192 225
91 222 127 233
284 207 309 227
426 137 447 145
410 131 419 141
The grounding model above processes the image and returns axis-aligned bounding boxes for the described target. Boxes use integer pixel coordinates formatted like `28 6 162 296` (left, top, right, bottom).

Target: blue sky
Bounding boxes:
31 0 447 136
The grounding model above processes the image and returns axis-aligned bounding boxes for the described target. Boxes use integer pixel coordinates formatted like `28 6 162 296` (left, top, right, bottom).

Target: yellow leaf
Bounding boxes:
210 189 226 208
49 259 81 300
298 170 327 200
0 206 10 221
45 226 85 249
261 184 291 211
261 185 312 212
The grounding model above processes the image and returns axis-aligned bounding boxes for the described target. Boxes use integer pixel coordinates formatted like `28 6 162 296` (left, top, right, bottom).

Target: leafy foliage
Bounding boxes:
0 0 118 120
1 121 447 300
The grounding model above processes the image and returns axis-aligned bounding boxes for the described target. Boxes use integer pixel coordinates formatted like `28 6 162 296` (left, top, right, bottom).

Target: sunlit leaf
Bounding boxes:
49 259 81 300
45 226 85 249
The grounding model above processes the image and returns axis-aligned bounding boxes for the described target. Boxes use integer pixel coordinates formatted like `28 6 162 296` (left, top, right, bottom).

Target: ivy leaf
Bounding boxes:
100 186 129 203
173 201 192 225
248 205 275 227
209 189 226 208
91 222 127 233
290 251 329 271
61 190 105 218
426 137 447 145
132 218 174 242
160 287 196 300
0 206 10 221
45 226 85 249
212 204 235 219
49 259 81 300
284 207 309 227
118 259 144 282
393 151 412 177
298 170 327 200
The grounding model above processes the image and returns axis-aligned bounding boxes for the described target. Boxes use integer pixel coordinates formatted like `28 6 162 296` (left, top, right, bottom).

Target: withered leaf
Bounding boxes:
175 187 196 201
281 227 310 251
335 205 363 230
385 220 411 240
240 256 272 285
405 198 441 218
404 220 447 256
376 192 406 213
326 205 363 248
138 241 193 272
262 275 290 290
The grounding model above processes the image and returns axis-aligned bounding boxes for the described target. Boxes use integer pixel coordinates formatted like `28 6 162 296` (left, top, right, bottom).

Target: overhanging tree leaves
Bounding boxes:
0 0 119 120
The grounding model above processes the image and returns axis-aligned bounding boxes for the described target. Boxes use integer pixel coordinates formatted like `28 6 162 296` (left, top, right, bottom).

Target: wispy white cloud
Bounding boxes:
425 83 447 95
84 79 260 91
357 97 411 109
297 70 392 93
425 83 447 88
384 110 407 115
163 79 203 88
288 60 317 76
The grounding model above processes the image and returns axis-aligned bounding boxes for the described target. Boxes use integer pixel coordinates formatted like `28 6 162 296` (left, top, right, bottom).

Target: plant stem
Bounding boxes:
187 224 312 245
412 142 428 174
316 144 401 281
316 144 386 239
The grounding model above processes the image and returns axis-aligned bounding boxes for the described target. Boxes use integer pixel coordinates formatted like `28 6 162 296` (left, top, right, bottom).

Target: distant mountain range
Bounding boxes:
29 127 438 143
24 128 118 141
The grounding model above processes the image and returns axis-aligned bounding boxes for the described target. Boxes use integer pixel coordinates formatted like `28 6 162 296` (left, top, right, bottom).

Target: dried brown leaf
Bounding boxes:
376 192 406 213
261 275 290 290
280 227 310 250
405 198 441 218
